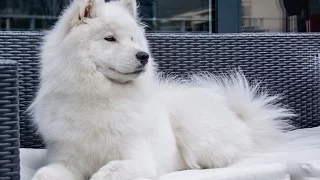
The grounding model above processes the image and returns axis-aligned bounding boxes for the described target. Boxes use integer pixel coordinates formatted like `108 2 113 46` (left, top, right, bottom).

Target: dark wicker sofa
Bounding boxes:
0 31 319 180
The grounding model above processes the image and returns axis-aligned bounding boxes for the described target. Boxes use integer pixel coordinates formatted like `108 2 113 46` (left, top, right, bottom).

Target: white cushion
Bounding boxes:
20 148 47 180
20 127 320 180
158 163 290 180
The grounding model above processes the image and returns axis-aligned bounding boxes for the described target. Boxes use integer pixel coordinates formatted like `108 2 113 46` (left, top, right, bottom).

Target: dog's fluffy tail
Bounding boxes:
190 71 295 148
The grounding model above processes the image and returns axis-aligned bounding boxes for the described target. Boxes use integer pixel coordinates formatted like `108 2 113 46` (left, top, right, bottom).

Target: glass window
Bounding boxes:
242 0 320 32
0 0 211 33
242 0 287 32
0 0 319 33
147 0 210 32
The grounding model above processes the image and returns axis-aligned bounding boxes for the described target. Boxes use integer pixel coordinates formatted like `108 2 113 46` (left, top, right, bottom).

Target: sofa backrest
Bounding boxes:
0 31 319 148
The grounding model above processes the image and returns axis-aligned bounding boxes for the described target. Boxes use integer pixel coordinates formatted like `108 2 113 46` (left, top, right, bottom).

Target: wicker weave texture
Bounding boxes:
0 31 319 149
0 32 42 149
148 33 320 129
0 60 19 180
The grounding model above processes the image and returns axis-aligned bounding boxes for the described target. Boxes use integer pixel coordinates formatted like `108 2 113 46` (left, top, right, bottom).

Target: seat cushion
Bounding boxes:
158 163 290 180
20 127 320 180
20 148 47 180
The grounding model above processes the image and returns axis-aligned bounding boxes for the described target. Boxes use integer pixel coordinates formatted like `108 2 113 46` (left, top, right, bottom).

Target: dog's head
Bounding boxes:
48 0 152 84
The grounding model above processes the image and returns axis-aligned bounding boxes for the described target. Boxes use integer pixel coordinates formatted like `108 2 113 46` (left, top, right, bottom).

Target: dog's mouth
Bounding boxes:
108 68 145 75
96 65 146 84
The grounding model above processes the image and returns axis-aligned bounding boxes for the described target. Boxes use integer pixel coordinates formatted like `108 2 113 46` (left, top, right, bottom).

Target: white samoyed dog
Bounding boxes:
30 0 294 179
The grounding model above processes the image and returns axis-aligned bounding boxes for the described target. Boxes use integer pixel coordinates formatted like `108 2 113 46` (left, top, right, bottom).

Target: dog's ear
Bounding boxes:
78 0 104 20
120 0 137 18
55 0 105 36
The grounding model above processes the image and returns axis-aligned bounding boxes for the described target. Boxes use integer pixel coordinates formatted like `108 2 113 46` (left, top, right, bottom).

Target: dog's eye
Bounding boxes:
104 36 116 42
131 37 134 41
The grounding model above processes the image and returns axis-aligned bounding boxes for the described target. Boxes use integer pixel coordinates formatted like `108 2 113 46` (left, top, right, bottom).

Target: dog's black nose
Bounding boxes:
136 51 149 66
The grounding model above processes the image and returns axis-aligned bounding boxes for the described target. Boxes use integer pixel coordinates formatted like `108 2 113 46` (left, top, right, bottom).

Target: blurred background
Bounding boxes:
0 0 319 33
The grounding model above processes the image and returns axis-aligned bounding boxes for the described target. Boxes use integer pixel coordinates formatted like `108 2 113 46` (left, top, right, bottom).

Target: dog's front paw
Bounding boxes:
31 167 62 180
90 161 122 180
31 164 77 180
90 159 158 180
90 161 155 180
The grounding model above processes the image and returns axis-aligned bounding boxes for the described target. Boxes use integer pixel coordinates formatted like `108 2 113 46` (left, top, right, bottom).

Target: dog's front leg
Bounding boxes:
90 140 157 180
90 159 156 180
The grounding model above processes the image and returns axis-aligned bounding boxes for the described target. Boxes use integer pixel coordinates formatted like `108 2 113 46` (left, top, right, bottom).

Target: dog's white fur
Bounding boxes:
30 0 294 179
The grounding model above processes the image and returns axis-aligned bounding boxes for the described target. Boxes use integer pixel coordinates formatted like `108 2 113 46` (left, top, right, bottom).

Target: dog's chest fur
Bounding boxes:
41 95 153 176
